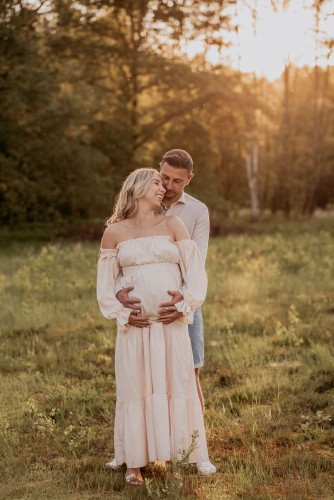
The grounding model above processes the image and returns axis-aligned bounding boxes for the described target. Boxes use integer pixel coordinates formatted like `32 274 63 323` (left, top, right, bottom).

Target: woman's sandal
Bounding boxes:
125 471 144 486
154 460 167 468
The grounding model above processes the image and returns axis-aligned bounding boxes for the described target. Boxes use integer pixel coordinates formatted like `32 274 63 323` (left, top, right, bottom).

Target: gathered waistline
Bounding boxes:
122 261 180 271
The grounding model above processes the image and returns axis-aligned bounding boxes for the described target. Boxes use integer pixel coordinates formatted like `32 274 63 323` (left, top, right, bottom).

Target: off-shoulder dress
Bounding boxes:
97 235 209 468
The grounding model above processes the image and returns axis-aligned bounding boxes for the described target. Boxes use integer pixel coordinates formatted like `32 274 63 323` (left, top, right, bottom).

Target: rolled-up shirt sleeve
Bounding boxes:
97 248 133 332
174 239 208 324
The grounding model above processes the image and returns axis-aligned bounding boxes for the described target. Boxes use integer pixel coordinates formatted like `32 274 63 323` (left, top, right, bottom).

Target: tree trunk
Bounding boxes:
303 1 331 215
245 141 260 221
278 62 291 217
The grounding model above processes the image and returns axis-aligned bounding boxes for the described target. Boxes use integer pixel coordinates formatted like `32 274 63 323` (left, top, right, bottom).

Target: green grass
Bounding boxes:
1 217 334 499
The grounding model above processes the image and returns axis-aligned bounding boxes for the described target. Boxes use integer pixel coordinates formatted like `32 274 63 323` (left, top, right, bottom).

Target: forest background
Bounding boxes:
1 0 334 230
1 2 334 498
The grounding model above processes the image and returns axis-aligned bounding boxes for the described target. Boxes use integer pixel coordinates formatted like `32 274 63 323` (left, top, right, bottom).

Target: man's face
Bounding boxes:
160 162 193 202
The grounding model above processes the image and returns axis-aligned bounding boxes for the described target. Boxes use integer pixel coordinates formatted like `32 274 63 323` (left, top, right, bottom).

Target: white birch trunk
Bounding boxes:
245 142 260 221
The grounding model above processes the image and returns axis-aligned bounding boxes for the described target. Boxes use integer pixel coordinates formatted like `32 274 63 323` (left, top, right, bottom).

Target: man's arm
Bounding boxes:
158 207 210 324
191 205 210 262
114 271 124 297
115 270 151 327
115 271 140 311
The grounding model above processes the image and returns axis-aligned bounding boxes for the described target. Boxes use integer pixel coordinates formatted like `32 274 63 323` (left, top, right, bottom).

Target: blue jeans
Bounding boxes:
188 308 204 369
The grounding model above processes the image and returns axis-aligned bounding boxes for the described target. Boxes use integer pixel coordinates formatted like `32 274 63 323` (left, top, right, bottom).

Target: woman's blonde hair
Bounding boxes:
107 168 158 225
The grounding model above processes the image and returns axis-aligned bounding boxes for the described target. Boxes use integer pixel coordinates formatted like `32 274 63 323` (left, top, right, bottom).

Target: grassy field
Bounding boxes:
1 217 334 499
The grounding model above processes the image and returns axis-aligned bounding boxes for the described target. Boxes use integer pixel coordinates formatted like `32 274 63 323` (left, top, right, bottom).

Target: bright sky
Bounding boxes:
184 0 334 80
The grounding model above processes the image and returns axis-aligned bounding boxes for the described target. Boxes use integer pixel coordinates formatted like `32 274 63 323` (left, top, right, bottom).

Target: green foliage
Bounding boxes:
1 218 334 498
273 305 304 348
2 1 333 225
144 431 199 498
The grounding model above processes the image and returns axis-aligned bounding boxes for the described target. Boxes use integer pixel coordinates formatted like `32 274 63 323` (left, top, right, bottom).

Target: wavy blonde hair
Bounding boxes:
107 168 158 225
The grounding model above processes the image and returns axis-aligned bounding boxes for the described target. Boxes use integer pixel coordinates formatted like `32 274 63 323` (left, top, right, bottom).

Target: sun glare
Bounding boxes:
184 0 334 80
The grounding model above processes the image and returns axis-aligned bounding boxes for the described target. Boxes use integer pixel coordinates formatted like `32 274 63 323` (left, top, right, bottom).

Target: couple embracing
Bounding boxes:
97 149 216 485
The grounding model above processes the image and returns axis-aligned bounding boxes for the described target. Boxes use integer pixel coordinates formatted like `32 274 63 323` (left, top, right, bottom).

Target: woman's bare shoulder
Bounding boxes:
164 214 185 228
164 214 177 222
101 221 126 248
164 215 190 240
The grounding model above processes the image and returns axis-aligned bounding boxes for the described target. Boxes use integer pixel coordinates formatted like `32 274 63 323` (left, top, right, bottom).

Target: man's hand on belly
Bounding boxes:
157 290 183 325
116 287 142 311
117 287 151 327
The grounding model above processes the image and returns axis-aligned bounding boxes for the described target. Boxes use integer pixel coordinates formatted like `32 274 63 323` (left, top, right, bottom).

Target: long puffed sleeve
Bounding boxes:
174 239 208 324
97 248 133 332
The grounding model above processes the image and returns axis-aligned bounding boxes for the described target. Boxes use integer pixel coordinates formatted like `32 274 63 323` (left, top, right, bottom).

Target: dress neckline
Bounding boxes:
116 235 174 249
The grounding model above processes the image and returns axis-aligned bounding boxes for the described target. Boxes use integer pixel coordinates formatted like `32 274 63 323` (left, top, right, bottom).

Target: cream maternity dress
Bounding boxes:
97 235 209 468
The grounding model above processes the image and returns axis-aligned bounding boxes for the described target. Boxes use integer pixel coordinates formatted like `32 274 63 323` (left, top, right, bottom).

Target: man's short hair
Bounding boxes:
160 149 193 172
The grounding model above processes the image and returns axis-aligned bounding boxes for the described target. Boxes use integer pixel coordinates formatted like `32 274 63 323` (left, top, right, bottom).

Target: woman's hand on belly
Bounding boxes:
128 311 151 328
157 308 183 324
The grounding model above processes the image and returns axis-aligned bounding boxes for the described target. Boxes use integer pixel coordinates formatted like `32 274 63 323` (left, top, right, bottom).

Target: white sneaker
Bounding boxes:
105 458 120 470
196 460 217 475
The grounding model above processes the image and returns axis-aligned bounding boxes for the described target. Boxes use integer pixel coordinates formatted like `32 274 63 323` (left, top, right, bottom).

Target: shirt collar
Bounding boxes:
162 191 186 210
177 191 186 205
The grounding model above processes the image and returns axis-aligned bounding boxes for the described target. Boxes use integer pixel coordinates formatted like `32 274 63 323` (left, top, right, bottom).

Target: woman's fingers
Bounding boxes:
128 309 183 327
158 305 177 316
128 312 151 327
156 311 183 324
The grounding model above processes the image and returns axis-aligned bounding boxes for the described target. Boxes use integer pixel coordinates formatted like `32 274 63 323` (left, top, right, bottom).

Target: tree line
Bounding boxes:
1 0 334 227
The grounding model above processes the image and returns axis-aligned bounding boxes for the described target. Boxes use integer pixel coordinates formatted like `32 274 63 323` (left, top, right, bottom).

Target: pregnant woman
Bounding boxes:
97 168 210 485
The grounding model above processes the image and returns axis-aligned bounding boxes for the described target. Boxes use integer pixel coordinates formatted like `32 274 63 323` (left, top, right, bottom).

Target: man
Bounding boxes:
107 149 216 475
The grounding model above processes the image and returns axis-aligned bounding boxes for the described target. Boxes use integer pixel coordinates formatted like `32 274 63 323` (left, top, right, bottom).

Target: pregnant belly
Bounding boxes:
122 262 182 319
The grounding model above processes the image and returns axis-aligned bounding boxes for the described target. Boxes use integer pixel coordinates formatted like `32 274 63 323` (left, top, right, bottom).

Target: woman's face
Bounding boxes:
141 172 166 208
